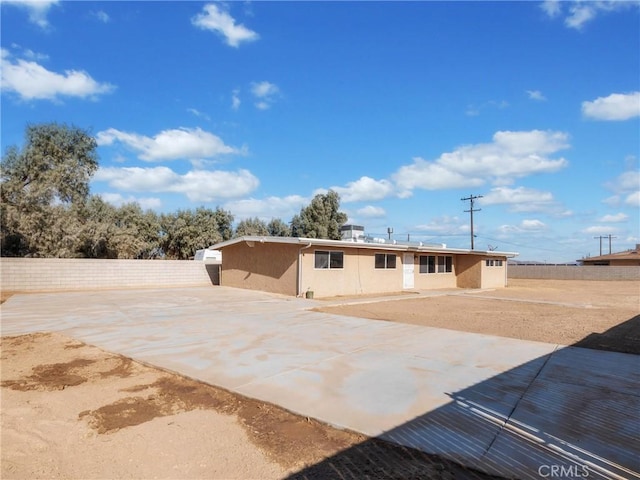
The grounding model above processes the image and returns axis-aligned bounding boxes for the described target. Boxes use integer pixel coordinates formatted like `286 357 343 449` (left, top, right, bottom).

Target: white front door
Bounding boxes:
403 253 415 289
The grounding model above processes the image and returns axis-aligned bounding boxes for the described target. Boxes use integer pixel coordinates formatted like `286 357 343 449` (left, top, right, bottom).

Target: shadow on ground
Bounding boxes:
287 314 640 480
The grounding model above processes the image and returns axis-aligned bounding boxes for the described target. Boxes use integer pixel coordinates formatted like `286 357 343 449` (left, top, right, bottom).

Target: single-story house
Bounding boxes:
210 235 517 298
580 244 640 266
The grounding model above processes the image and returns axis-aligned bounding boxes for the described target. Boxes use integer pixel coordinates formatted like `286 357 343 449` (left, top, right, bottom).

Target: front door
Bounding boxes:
403 253 414 289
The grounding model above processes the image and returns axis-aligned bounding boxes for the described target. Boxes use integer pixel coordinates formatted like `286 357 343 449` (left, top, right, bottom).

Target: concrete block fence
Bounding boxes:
1 258 219 292
508 265 640 281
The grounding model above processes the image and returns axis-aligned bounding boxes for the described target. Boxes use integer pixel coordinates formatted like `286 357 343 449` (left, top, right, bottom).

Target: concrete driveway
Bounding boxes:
2 286 638 480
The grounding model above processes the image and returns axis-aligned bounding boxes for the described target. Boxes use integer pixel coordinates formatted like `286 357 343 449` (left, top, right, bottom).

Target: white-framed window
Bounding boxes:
485 259 503 267
314 250 344 269
420 255 452 273
375 253 397 269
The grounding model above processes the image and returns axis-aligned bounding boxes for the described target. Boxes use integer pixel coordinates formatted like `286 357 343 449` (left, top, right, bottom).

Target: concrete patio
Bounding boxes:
1 286 638 480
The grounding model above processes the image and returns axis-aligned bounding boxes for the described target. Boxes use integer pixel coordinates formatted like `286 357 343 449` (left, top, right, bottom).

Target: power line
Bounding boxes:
461 194 483 249
593 235 617 255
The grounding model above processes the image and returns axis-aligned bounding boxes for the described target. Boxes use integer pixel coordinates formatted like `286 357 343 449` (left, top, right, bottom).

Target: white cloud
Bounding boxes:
1 49 115 101
625 191 640 208
565 3 596 29
498 219 547 235
481 186 556 213
394 161 484 192
95 166 259 202
541 0 561 18
9 44 49 61
582 91 640 121
414 216 468 235
393 130 569 192
356 205 386 218
602 195 621 207
542 1 638 30
223 195 308 221
187 108 210 121
526 90 547 101
605 169 640 208
608 170 640 192
583 225 620 235
599 213 628 223
3 0 59 29
521 219 547 231
465 99 509 116
99 193 161 210
96 127 242 162
91 10 110 23
250 81 280 110
328 176 395 203
231 89 241 110
192 3 258 48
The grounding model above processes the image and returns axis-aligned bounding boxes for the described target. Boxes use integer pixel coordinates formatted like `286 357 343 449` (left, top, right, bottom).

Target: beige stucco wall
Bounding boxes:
219 242 509 297
300 248 405 297
456 255 483 288
455 255 507 288
413 254 458 290
220 241 298 296
480 260 507 288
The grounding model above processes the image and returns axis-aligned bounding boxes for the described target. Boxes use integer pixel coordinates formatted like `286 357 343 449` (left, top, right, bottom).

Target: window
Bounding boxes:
485 259 503 267
420 255 452 273
420 255 436 273
314 250 344 269
375 253 396 269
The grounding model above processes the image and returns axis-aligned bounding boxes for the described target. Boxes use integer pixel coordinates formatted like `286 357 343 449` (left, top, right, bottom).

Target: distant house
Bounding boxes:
580 244 640 266
210 232 517 298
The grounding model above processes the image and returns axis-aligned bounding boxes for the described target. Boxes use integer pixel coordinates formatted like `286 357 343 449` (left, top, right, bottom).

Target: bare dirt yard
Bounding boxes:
1 332 497 480
1 279 637 479
317 279 640 355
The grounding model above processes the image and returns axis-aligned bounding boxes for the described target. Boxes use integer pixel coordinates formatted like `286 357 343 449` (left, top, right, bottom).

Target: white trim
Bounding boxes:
210 236 518 258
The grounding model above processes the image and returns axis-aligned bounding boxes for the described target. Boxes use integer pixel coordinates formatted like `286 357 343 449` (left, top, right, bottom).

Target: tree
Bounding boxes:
234 217 269 237
110 203 161 259
290 190 347 240
267 218 291 237
161 207 233 259
1 123 99 256
76 196 119 259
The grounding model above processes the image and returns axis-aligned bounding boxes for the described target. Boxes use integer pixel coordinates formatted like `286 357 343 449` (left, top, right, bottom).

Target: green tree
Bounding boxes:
76 196 119 259
290 190 347 240
267 218 291 237
161 207 233 259
234 217 269 237
110 203 161 259
1 123 99 256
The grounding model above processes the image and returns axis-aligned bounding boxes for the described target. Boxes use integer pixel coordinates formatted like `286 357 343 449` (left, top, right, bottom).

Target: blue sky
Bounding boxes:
2 1 639 262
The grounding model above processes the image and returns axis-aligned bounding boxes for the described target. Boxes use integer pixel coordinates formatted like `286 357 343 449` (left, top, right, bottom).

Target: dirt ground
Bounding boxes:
1 279 637 479
0 332 496 480
317 279 640 355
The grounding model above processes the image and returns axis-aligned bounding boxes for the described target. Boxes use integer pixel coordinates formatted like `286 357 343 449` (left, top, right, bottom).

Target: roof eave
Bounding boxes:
210 236 518 257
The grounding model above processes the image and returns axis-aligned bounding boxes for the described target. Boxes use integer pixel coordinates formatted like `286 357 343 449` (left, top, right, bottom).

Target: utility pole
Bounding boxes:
608 234 617 254
461 194 483 249
594 236 604 256
594 235 617 255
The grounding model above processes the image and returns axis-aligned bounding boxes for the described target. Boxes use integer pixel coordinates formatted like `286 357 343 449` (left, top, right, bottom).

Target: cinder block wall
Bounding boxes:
1 258 219 292
508 265 640 281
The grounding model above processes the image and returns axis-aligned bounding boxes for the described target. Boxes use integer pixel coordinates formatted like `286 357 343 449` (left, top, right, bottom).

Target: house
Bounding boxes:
580 244 640 266
210 230 517 298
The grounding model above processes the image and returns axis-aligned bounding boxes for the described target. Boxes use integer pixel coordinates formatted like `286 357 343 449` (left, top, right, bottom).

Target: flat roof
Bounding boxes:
210 236 518 258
